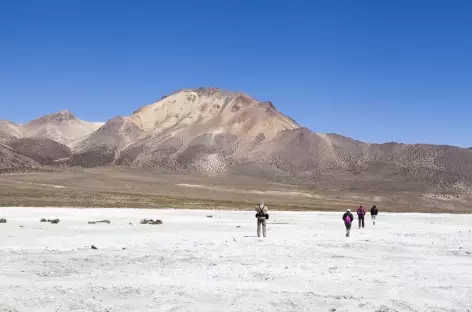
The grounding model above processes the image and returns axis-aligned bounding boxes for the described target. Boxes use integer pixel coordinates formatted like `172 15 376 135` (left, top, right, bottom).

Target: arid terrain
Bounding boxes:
0 208 471 312
0 167 471 213
1 87 472 212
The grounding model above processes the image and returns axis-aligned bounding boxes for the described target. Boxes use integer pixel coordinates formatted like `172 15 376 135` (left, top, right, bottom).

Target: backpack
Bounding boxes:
344 215 351 224
256 205 266 218
357 209 365 217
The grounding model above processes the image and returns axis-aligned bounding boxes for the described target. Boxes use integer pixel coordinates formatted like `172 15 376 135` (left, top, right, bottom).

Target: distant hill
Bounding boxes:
1 87 472 205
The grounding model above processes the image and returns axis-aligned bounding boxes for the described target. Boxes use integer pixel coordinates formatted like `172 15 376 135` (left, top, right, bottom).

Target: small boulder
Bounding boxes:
91 245 98 250
0 218 7 223
206 215 213 218
140 219 162 225
88 220 111 224
50 219 60 224
40 218 48 222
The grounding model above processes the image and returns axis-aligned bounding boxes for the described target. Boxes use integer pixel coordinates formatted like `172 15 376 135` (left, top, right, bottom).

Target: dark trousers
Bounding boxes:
358 217 365 228
345 223 352 237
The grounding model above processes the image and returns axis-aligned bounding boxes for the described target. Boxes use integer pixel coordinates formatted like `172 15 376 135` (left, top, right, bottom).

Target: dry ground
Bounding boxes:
0 168 470 213
0 208 471 311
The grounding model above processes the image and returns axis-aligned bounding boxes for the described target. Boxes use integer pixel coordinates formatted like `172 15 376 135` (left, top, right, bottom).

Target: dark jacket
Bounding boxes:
342 212 354 224
357 207 366 217
371 206 378 215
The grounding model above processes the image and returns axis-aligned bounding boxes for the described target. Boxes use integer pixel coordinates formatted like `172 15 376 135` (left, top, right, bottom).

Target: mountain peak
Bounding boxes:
28 110 77 124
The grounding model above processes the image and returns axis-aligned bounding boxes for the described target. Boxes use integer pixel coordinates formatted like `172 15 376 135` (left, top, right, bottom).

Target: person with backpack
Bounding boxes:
255 201 269 238
357 204 366 228
370 205 379 225
342 209 354 237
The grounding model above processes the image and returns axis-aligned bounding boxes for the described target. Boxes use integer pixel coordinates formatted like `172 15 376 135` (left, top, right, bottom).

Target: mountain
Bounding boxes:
22 110 104 145
72 88 299 169
1 87 472 201
0 111 103 146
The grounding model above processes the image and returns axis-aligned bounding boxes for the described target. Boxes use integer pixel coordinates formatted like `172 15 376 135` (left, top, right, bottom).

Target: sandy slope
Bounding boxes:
0 208 471 312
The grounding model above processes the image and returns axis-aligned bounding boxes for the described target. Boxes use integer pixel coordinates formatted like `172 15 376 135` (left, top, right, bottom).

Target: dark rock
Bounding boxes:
50 219 60 224
236 225 241 228
207 215 213 218
40 218 48 222
91 245 98 250
0 218 6 223
140 219 162 225
88 220 110 224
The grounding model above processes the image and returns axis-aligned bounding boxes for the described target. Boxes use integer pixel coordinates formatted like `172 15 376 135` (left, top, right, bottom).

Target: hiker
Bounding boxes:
357 205 366 228
255 201 269 238
342 209 354 237
370 205 379 225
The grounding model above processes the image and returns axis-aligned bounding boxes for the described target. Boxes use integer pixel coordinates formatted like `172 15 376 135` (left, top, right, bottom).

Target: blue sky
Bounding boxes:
1 0 471 146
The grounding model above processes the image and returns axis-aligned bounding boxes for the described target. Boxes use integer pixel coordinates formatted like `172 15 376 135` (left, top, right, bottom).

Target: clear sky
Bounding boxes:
1 0 471 146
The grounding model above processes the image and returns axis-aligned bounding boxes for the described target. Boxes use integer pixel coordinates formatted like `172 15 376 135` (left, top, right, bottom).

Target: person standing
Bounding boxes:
370 205 379 225
255 201 269 238
342 209 354 237
357 205 366 228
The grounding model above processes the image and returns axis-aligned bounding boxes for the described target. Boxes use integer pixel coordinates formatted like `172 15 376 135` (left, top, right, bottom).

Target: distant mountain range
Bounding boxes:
1 87 472 202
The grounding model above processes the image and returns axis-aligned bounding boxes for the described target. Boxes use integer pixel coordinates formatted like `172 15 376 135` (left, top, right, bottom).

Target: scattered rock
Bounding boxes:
140 219 163 225
206 215 213 218
329 309 337 312
465 251 471 255
91 245 98 250
129 222 133 225
122 247 126 250
88 220 110 224
19 225 24 228
40 218 60 223
236 226 241 228
0 218 6 223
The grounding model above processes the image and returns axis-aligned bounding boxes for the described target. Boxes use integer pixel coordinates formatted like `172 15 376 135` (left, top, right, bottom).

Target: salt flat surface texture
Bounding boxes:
0 208 471 312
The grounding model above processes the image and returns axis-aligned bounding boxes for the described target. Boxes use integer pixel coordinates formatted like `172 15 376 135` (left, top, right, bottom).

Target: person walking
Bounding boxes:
342 209 354 237
255 201 269 238
357 205 366 228
370 205 379 225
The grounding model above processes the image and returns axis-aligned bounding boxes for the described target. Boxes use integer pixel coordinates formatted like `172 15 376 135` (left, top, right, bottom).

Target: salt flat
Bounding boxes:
0 208 471 312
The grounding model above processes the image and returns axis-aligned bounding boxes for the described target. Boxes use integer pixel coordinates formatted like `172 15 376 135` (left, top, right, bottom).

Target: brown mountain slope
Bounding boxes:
0 143 38 171
7 137 71 166
250 129 472 195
